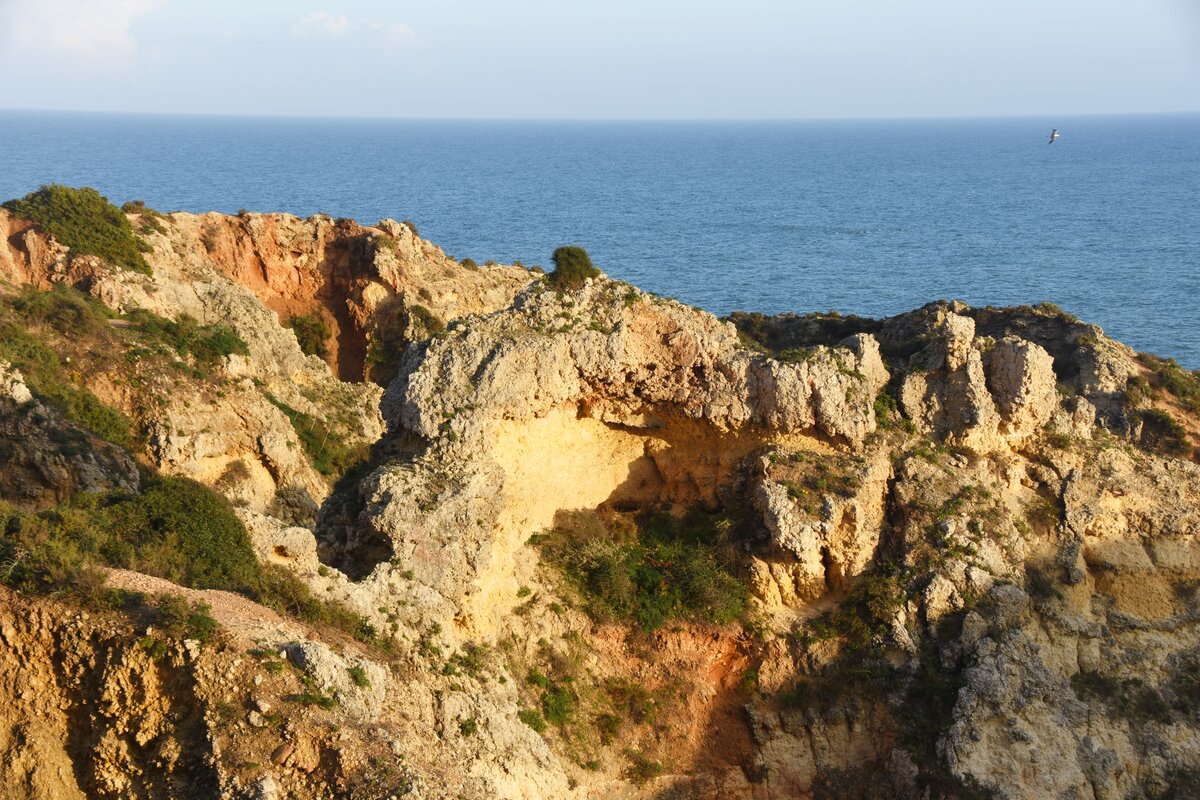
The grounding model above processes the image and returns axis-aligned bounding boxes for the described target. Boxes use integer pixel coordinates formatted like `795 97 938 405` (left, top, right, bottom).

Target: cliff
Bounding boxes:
1 194 1198 799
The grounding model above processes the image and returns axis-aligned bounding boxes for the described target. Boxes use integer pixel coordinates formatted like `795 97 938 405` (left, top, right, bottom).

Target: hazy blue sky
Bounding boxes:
0 0 1197 118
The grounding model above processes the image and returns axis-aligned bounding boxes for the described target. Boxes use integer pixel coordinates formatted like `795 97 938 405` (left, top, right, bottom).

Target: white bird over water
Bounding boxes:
1048 128 1060 144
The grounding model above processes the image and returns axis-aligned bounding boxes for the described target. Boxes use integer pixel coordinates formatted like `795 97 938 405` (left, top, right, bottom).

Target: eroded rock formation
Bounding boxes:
1 202 1198 799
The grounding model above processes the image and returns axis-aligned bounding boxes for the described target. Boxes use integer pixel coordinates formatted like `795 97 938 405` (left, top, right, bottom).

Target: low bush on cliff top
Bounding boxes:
536 508 749 630
3 184 151 275
547 246 600 291
1137 353 1200 415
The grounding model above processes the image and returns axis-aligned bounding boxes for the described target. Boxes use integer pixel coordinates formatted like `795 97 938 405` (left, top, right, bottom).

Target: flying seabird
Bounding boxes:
1048 128 1060 144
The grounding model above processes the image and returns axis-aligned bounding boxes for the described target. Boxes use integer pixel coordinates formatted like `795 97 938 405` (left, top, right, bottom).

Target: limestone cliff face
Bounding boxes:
339 278 889 637
0 207 532 517
3 202 1200 799
141 211 534 382
317 282 1199 799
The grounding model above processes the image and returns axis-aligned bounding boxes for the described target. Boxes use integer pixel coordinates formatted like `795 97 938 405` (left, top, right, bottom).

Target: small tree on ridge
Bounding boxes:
548 245 600 290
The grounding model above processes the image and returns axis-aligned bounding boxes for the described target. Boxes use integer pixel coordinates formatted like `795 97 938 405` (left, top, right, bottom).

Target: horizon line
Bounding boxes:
1 106 1198 124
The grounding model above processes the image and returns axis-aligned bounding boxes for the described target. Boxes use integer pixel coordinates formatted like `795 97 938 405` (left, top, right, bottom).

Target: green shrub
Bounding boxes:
150 594 220 642
407 305 445 339
126 310 249 367
253 564 381 646
0 479 385 648
1137 408 1191 457
447 643 487 677
265 394 368 478
518 708 547 733
1138 354 1200 415
623 751 664 786
3 185 151 274
460 258 478 270
537 508 748 630
103 475 260 590
547 246 600 290
0 476 256 592
542 684 576 725
347 665 371 688
121 200 167 236
459 717 477 737
138 635 170 660
288 690 338 710
9 284 114 335
287 312 331 359
799 567 909 655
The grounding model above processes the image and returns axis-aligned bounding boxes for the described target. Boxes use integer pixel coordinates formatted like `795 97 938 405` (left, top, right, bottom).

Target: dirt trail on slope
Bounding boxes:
103 568 304 645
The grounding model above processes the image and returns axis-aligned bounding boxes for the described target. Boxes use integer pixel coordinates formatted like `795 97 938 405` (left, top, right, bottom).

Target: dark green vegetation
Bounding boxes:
287 312 332 359
548 246 600 291
1122 354 1199 458
266 394 369 477
121 199 168 238
0 476 259 593
527 668 577 726
348 665 371 688
799 565 908 656
287 667 339 710
535 507 749 630
3 185 151 274
142 594 220 646
729 310 877 357
0 476 381 649
623 751 665 786
518 708 548 733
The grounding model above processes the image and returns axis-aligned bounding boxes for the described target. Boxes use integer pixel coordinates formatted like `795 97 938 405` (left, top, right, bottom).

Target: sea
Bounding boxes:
1 111 1197 366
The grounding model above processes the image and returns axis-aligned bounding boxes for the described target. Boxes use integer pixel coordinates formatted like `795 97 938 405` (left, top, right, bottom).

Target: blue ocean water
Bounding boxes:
1 111 1197 365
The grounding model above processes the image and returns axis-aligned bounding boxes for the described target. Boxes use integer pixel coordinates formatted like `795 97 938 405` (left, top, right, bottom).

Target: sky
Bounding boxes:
0 0 1197 119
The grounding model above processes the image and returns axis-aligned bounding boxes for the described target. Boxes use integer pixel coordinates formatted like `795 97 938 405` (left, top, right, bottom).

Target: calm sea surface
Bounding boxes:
1 111 1197 366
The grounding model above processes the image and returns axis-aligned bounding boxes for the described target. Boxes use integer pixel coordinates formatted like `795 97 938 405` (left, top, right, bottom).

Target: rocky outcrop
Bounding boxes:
0 362 139 507
898 310 1062 451
136 211 534 382
0 592 220 799
327 277 889 638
